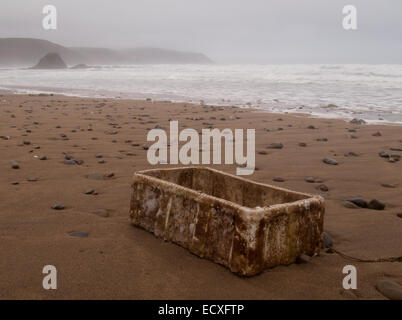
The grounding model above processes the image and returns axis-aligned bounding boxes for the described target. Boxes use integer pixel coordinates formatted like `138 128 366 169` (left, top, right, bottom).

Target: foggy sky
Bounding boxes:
0 0 401 63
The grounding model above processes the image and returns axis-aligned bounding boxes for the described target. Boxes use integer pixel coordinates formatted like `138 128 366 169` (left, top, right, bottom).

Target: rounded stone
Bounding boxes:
376 280 402 300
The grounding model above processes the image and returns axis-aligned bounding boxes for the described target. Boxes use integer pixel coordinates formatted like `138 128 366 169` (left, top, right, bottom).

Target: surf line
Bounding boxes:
146 120 255 175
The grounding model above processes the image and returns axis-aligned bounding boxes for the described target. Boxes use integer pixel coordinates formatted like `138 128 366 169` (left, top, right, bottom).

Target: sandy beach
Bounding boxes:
0 93 401 300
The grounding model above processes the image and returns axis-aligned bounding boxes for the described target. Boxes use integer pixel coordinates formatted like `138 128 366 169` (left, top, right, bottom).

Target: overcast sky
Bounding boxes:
0 0 401 63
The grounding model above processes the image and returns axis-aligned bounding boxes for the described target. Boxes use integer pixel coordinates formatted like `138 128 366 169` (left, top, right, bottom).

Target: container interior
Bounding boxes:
141 167 309 208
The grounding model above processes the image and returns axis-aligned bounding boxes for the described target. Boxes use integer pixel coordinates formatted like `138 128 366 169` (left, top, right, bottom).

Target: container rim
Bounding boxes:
133 166 323 214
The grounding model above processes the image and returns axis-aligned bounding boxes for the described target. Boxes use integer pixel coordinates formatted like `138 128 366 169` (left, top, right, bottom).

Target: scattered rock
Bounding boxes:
376 280 402 300
69 232 88 238
298 142 307 147
396 213 402 218
345 152 358 157
322 232 333 248
11 181 19 185
51 205 65 210
368 199 385 211
267 143 283 149
84 189 96 195
379 152 389 158
305 177 315 183
296 254 311 264
64 159 76 165
11 161 20 169
39 156 47 160
372 132 382 137
346 198 368 208
273 177 285 182
342 201 360 209
350 118 366 125
381 183 396 189
95 153 103 158
323 157 338 165
258 150 268 155
316 138 328 142
317 184 329 192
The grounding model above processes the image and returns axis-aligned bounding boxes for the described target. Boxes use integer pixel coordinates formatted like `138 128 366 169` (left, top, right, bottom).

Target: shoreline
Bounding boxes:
2 88 402 127
0 93 401 299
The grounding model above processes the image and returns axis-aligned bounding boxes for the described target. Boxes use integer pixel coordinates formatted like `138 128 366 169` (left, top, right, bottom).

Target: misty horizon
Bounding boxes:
0 0 401 64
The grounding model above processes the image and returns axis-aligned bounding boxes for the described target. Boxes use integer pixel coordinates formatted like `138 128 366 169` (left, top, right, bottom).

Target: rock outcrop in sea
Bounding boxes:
31 52 67 69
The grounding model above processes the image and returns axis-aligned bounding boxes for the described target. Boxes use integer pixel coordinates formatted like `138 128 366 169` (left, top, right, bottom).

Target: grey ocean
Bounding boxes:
1 64 401 124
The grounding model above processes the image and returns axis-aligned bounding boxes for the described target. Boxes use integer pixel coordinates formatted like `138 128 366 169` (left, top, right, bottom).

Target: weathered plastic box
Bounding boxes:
130 167 324 276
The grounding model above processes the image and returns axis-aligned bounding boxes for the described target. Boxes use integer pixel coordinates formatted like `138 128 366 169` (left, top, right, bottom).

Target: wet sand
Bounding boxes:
0 93 401 299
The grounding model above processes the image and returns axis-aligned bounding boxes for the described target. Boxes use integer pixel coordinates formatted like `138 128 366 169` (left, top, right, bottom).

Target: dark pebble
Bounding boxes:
11 161 20 169
368 199 385 210
64 159 76 165
350 118 366 125
381 183 396 189
322 232 333 248
296 254 311 264
273 177 285 182
267 143 283 149
69 232 88 238
347 198 368 208
317 184 329 192
323 157 338 165
52 205 65 210
376 280 402 300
